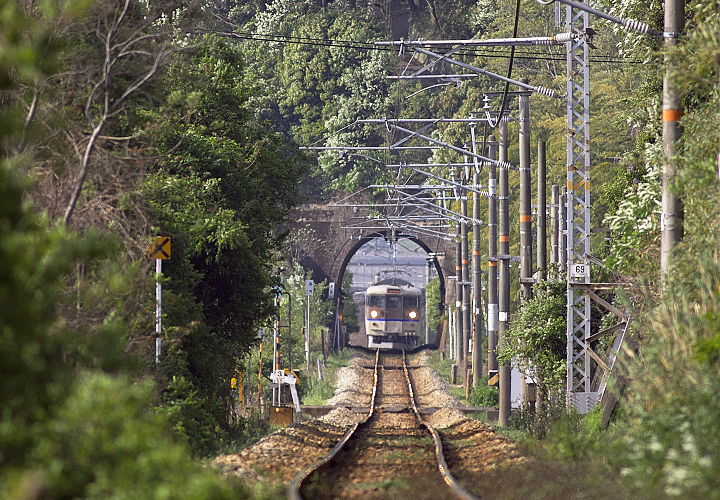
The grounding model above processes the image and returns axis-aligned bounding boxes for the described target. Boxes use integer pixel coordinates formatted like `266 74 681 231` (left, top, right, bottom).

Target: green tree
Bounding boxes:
0 3 240 498
140 36 307 455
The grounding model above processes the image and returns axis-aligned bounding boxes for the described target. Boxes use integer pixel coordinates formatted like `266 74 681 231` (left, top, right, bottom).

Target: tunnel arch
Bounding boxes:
330 230 447 348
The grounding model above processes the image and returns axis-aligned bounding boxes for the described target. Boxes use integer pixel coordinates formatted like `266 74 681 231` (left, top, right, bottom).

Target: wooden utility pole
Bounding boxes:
660 0 685 276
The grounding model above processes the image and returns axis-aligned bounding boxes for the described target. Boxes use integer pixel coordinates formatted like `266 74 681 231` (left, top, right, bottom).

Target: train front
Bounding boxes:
365 285 421 350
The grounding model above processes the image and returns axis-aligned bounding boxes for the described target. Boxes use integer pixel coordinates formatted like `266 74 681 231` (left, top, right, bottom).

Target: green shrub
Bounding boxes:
29 373 238 500
611 260 720 498
468 378 499 407
497 279 566 395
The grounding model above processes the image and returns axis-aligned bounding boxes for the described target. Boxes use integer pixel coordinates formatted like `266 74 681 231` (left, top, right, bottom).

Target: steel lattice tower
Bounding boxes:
565 2 597 412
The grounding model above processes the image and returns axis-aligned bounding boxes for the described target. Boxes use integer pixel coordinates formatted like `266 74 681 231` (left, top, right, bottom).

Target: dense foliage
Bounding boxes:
498 279 566 395
0 2 242 497
139 36 307 455
2 0 719 497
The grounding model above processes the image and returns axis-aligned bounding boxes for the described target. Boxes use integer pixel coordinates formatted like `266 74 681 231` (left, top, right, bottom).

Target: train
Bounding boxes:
365 280 423 350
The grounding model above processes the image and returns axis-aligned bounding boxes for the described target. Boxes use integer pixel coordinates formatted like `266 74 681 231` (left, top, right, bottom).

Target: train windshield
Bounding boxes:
367 295 384 307
403 296 419 308
386 296 402 309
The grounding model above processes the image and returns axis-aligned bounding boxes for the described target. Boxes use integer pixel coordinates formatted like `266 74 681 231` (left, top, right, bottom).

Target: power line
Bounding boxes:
194 29 643 65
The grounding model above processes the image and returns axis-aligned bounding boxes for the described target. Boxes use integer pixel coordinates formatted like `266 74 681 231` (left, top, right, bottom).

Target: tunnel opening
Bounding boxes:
331 232 446 349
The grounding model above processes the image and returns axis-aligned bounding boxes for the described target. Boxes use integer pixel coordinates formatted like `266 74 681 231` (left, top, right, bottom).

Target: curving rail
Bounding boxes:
401 349 478 500
287 349 478 500
287 349 381 500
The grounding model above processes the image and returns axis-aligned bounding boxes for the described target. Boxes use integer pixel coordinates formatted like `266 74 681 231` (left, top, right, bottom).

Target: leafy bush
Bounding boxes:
468 378 499 407
611 260 720 498
497 279 566 396
425 277 443 337
31 374 237 500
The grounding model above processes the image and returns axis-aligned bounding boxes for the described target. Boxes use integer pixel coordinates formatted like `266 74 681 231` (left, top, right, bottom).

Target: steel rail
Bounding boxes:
288 349 381 500
401 350 478 500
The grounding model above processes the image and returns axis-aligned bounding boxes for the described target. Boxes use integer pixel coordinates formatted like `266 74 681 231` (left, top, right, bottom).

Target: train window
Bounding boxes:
403 297 418 308
368 295 384 307
386 296 402 309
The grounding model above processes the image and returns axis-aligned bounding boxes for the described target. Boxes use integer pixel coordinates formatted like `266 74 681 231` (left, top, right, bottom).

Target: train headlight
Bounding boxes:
370 310 379 319
408 310 417 319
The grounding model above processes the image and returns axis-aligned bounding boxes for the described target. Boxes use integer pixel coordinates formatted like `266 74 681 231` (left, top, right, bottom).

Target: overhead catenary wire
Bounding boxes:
192 29 644 65
489 0 522 128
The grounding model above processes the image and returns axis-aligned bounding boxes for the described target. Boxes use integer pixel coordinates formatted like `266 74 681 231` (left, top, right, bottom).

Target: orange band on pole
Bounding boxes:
662 109 684 122
488 261 498 267
500 235 510 242
520 215 532 222
473 251 482 255
456 266 462 271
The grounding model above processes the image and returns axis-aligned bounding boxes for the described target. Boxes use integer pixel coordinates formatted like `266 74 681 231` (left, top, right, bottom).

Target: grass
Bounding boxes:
427 350 454 383
302 377 334 405
300 348 357 405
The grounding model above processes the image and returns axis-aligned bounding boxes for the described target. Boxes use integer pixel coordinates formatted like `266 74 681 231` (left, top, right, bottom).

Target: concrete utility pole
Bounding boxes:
470 136 485 387
486 135 499 378
455 223 464 365
498 119 511 426
461 177 471 380
559 187 568 273
519 88 534 302
660 0 685 276
518 88 534 409
551 184 560 266
537 141 548 281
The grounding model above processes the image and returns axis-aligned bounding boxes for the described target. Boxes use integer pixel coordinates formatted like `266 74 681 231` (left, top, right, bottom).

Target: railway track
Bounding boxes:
288 349 476 500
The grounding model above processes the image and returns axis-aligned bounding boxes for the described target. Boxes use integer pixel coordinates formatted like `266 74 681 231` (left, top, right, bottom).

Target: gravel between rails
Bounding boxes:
304 353 449 499
216 349 527 498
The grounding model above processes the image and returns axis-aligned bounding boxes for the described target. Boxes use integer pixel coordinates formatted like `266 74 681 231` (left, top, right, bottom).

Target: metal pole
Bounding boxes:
559 187 568 274
660 0 684 277
461 183 471 382
565 1 595 412
287 293 292 370
411 47 558 98
537 142 548 281
498 119 511 426
258 341 263 412
273 294 279 405
519 86 534 301
551 184 560 266
455 224 464 364
426 258 432 345
470 133 485 387
155 258 162 364
486 135 499 378
305 296 311 372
